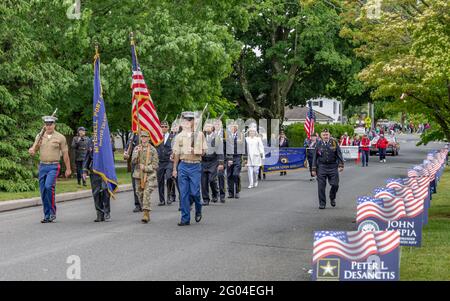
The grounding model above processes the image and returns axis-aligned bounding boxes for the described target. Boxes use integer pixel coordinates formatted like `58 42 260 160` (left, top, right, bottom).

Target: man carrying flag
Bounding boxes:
129 33 163 222
84 45 118 222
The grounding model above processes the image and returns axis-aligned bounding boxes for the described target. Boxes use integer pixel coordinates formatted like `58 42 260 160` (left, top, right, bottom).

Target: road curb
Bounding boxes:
0 184 133 213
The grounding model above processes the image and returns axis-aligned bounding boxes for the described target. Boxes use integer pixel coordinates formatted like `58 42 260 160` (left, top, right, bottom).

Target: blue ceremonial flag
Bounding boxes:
92 49 118 196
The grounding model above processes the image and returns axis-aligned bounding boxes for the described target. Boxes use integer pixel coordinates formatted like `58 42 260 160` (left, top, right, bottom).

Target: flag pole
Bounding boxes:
130 32 142 142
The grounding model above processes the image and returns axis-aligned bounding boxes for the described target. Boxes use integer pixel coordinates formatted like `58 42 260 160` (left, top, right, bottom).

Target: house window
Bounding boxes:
312 101 319 106
333 102 337 114
319 101 323 107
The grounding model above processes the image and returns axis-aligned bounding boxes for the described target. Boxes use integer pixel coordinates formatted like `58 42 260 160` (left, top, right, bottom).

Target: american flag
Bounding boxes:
313 231 378 263
356 196 406 223
373 187 396 200
304 101 315 139
130 39 163 146
373 231 400 255
385 179 424 217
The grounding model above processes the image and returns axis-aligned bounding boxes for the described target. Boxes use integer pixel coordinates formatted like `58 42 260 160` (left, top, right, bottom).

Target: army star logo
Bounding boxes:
320 261 336 276
317 258 340 280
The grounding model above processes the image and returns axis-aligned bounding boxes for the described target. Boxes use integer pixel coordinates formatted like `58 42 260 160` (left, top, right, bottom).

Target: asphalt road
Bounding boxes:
0 134 445 281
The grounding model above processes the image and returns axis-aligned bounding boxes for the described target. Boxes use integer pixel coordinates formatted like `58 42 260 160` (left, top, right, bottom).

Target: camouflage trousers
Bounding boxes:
135 179 155 211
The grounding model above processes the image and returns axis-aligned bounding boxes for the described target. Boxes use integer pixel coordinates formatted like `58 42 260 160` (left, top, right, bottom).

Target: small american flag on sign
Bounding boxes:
313 231 378 263
356 196 407 223
385 179 424 218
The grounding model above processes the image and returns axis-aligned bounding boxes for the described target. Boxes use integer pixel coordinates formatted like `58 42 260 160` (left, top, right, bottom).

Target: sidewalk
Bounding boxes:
0 184 133 213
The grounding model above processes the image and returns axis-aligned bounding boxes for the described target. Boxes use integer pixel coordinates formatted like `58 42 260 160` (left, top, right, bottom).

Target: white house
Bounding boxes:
284 106 334 126
307 97 342 123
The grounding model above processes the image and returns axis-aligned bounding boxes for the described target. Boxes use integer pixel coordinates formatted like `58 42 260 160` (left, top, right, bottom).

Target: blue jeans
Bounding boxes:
361 150 369 166
379 148 386 160
178 162 202 223
38 163 60 219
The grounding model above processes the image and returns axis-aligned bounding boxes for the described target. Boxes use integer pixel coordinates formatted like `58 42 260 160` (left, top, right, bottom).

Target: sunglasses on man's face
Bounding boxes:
45 123 55 126
161 126 168 128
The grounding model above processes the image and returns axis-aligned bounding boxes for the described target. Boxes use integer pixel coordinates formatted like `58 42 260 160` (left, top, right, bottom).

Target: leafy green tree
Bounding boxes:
224 0 364 121
28 0 243 137
342 0 450 143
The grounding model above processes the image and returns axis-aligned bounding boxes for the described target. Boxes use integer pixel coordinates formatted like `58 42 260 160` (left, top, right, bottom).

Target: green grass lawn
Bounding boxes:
114 150 126 162
400 167 450 280
0 167 132 202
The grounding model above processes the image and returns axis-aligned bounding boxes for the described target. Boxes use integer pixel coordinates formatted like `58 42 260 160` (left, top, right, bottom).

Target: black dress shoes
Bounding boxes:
195 214 202 223
211 198 218 203
133 207 142 213
330 199 336 207
235 193 240 199
158 202 166 206
177 222 190 226
319 204 326 209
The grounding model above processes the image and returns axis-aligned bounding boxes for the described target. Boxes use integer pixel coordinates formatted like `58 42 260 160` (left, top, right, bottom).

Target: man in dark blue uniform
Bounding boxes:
156 120 175 206
72 126 90 186
311 129 344 209
278 130 289 176
226 121 243 199
214 119 226 202
83 139 111 222
201 120 224 205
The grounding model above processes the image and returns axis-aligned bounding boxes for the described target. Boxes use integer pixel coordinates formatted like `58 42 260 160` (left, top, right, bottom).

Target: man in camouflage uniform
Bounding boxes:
132 131 159 223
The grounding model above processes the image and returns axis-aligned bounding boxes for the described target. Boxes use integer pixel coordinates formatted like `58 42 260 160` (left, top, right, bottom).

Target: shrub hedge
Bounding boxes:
284 123 355 147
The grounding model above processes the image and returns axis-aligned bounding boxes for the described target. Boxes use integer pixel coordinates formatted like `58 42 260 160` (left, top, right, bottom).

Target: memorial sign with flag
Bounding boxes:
356 185 424 247
92 47 118 196
312 230 400 281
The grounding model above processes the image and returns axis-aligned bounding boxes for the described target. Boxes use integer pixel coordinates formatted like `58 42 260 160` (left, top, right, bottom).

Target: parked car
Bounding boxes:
370 136 400 156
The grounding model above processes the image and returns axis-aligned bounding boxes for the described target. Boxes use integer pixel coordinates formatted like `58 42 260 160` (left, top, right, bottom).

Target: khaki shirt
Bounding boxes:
173 130 207 162
35 131 68 163
131 143 159 180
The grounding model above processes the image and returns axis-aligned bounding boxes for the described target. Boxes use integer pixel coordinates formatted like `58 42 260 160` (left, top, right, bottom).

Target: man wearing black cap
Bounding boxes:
311 128 344 209
72 126 90 186
156 120 176 206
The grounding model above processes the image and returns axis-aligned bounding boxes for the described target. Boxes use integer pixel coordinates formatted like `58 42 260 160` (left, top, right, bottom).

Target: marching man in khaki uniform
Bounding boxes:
172 111 208 226
28 115 71 223
131 131 159 223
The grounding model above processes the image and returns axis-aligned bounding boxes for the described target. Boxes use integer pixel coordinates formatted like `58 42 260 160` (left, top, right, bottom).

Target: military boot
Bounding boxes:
141 209 150 223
